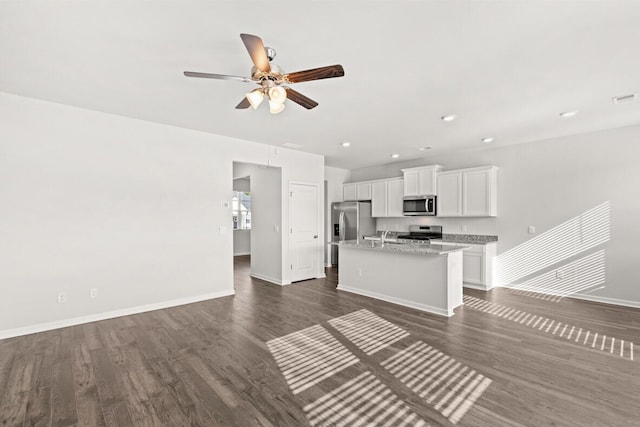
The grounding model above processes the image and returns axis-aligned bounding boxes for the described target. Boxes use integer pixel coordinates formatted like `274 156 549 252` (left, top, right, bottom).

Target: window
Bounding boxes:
232 191 251 230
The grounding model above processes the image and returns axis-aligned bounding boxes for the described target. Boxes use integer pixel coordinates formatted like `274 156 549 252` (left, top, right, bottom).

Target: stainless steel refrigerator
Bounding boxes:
331 201 376 267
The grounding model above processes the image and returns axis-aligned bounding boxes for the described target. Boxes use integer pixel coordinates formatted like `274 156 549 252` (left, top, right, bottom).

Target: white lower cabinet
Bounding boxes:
371 177 404 217
433 241 497 290
462 252 483 285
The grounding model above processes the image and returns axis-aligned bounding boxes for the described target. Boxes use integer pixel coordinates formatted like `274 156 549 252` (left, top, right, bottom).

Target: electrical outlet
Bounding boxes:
357 268 362 277
461 225 468 233
528 226 536 234
556 270 564 279
222 201 230 208
90 288 98 299
57 292 66 304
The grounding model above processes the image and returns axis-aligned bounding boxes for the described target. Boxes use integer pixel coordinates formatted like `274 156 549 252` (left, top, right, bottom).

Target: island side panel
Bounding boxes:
446 250 463 311
337 246 456 316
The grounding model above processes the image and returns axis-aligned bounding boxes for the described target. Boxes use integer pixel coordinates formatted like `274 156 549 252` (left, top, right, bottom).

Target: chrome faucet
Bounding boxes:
380 230 389 246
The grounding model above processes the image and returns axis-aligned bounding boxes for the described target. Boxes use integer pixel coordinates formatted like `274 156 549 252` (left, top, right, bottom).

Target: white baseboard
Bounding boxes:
250 272 287 286
496 284 640 309
463 283 490 291
568 293 640 309
234 252 251 256
0 289 235 340
337 285 454 317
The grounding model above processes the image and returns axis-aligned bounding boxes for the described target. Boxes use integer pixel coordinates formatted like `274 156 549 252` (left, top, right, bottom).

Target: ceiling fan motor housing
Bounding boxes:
251 64 283 81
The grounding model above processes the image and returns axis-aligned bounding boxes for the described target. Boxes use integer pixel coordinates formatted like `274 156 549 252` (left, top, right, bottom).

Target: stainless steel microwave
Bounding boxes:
403 195 436 216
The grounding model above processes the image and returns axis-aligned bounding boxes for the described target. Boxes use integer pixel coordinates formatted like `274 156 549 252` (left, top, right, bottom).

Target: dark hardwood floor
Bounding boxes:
1 255 639 426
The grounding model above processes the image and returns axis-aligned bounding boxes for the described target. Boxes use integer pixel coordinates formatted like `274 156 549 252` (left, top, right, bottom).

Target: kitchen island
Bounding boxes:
337 240 467 317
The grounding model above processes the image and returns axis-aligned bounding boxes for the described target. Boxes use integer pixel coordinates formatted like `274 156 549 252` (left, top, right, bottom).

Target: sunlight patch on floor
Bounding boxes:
268 309 493 425
303 371 429 427
381 341 492 424
463 295 634 361
328 309 410 355
266 324 360 394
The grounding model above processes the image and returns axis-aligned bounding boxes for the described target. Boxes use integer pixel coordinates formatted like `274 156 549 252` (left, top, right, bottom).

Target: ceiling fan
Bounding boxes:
184 33 344 114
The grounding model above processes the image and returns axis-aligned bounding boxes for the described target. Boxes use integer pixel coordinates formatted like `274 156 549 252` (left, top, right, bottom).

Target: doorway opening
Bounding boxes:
233 161 282 285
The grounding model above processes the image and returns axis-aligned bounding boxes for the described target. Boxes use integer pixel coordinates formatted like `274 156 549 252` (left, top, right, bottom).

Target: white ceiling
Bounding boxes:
1 1 640 170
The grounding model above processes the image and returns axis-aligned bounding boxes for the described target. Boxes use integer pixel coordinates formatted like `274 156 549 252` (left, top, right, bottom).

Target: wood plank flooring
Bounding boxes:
1 255 639 426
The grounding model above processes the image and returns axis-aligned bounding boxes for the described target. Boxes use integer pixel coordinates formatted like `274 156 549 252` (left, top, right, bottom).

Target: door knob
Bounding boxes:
313 235 318 239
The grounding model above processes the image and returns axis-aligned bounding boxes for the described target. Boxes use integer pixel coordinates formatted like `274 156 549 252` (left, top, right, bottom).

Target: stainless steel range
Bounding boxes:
397 225 443 242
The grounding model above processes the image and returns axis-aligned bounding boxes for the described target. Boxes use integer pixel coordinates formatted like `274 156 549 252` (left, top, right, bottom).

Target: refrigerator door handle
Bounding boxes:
339 212 345 241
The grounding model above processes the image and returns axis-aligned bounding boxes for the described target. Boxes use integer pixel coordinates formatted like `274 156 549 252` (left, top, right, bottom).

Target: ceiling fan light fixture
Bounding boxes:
269 99 286 114
246 89 264 109
268 86 287 104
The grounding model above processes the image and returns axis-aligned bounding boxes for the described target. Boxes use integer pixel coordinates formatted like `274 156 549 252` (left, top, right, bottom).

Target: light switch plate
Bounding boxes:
528 226 536 234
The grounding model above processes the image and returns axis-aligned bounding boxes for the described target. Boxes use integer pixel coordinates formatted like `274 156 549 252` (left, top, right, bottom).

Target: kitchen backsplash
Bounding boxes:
376 216 498 235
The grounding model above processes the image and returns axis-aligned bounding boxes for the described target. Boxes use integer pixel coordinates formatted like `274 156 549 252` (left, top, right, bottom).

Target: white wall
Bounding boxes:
324 166 351 266
0 93 324 337
232 177 251 256
350 125 640 305
234 163 282 283
233 230 251 256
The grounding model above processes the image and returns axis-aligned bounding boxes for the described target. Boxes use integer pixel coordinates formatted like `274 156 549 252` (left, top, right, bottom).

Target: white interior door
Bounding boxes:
290 183 319 282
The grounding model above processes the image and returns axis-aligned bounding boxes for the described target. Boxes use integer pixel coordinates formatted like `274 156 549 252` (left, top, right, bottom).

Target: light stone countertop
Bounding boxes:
338 240 468 255
437 234 498 244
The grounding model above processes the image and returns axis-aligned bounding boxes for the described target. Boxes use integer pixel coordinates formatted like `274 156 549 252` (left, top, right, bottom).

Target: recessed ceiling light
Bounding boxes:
390 154 400 159
481 137 494 143
341 141 351 147
418 146 432 151
559 111 578 118
441 115 457 122
612 93 638 104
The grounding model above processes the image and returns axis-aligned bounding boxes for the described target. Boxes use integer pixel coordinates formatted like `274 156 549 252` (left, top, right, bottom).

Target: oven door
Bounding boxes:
403 196 436 216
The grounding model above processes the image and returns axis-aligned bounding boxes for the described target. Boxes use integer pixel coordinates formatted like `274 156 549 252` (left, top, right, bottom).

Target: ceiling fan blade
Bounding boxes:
285 88 319 110
184 71 252 82
240 33 271 73
236 97 251 109
283 65 344 84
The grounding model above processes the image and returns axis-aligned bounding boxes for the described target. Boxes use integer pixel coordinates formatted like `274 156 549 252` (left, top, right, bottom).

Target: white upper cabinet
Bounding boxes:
343 181 373 201
356 182 372 201
401 165 443 196
387 178 404 217
463 167 497 216
371 181 387 217
436 171 463 217
371 178 404 217
437 166 498 217
343 183 357 201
